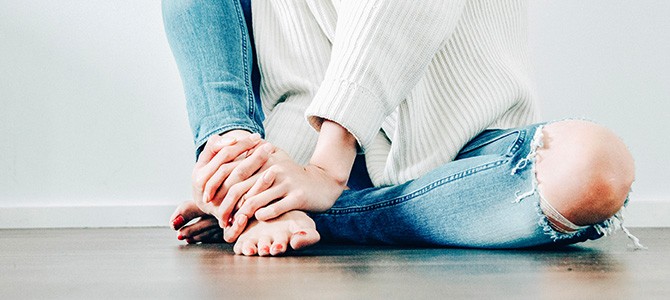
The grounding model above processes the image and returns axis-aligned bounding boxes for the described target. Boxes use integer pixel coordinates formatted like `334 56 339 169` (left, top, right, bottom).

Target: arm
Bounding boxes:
305 0 466 152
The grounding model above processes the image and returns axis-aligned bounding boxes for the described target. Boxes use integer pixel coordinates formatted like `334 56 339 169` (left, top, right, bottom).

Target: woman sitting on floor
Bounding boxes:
162 0 641 256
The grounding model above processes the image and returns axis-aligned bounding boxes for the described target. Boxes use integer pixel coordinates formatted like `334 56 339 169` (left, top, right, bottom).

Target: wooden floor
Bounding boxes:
0 228 667 299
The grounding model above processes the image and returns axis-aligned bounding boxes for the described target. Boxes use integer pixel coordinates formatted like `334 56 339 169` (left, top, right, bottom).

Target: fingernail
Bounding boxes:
261 143 274 153
186 238 195 244
218 137 237 146
177 234 184 240
249 133 261 143
236 214 248 226
262 170 274 183
202 192 210 203
172 215 185 229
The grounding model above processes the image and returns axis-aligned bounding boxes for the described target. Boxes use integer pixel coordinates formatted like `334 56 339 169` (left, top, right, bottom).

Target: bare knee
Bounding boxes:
535 120 634 227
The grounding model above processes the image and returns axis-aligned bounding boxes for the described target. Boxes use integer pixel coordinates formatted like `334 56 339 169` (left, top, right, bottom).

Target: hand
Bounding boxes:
219 145 345 243
191 130 267 218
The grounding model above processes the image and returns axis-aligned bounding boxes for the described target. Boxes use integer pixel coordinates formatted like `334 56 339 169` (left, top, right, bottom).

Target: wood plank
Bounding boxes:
0 227 667 299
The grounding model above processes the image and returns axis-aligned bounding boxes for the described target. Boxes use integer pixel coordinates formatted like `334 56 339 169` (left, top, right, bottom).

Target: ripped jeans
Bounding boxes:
313 124 630 248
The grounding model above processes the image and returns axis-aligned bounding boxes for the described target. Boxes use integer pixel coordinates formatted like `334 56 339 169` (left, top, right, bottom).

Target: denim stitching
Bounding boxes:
506 129 526 157
325 159 508 215
232 1 256 121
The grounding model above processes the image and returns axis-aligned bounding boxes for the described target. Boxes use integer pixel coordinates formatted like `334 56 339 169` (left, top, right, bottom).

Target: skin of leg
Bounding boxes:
535 120 635 228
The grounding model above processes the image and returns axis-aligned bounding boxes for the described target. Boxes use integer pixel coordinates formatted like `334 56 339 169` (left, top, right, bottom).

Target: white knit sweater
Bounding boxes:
253 0 538 186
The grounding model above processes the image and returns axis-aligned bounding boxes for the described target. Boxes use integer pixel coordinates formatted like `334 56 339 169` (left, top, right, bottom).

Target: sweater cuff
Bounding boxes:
305 79 389 153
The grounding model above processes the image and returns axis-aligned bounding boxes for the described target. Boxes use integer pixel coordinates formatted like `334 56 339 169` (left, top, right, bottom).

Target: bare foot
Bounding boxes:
170 201 223 244
233 210 320 256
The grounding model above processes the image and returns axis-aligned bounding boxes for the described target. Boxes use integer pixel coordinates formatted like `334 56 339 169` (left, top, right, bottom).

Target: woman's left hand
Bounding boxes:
220 145 346 242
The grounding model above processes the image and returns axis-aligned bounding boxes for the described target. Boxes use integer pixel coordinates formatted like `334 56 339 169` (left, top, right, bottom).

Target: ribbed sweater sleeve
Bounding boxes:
305 0 467 152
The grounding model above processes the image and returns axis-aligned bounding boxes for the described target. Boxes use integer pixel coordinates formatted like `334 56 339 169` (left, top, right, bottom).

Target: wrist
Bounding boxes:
309 120 357 186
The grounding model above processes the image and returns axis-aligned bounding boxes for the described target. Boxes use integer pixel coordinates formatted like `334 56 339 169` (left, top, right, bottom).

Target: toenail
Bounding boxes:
275 244 283 250
172 215 185 229
294 231 307 236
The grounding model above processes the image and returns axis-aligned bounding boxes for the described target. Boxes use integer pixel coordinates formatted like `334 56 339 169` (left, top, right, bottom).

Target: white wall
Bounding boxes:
0 1 668 228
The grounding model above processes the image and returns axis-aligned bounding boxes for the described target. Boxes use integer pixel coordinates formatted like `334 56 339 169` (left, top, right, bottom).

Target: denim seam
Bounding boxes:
506 129 526 157
232 1 256 123
325 159 508 215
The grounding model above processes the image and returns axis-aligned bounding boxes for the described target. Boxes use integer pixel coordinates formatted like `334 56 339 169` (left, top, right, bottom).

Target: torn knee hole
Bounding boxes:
540 198 589 233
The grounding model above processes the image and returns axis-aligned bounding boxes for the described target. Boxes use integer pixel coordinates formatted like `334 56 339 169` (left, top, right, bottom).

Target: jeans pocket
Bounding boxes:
457 129 524 159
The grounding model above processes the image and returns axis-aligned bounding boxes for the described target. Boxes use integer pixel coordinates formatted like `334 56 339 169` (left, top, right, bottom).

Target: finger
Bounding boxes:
235 185 285 222
207 133 261 168
255 196 297 221
216 176 259 227
170 201 207 230
221 143 274 197
202 161 239 204
193 133 262 192
223 214 248 243
243 168 276 204
178 216 219 239
196 135 238 167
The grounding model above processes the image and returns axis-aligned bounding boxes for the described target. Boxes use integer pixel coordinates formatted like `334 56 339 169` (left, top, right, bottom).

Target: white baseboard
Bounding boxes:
0 201 667 229
0 205 176 229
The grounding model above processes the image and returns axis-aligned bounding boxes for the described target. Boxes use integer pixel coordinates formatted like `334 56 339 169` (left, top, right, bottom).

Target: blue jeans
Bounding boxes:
162 0 263 158
162 0 608 248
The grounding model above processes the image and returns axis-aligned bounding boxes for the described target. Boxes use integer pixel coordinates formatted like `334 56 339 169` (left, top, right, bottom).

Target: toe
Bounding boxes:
171 201 206 230
270 234 289 256
289 228 321 250
192 227 223 243
178 217 218 240
241 239 258 256
233 239 244 255
257 237 272 256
